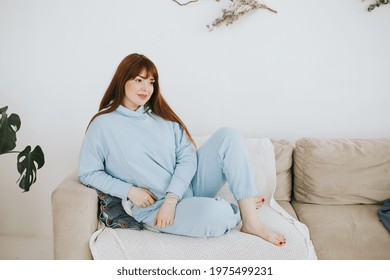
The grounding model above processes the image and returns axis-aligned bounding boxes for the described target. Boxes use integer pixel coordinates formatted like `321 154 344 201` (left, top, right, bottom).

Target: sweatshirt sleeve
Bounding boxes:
165 123 197 199
78 120 132 200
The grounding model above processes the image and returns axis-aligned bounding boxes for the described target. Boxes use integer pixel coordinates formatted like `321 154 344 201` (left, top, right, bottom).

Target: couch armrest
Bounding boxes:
51 171 98 259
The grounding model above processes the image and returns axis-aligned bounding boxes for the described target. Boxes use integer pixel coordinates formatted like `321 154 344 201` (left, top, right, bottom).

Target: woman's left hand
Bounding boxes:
154 202 177 228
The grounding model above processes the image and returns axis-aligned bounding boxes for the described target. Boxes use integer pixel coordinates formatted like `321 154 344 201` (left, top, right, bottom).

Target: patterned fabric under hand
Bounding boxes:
89 186 143 230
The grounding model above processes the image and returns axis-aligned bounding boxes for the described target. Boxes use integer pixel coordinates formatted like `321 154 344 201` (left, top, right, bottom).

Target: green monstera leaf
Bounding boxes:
0 106 21 154
16 145 45 192
1 105 45 192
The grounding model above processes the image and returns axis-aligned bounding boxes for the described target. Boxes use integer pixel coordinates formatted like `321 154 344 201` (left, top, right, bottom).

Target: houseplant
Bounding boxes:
0 106 45 192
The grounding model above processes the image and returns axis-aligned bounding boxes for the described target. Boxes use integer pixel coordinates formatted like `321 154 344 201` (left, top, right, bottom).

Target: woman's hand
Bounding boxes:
127 186 157 208
154 202 177 228
154 193 179 228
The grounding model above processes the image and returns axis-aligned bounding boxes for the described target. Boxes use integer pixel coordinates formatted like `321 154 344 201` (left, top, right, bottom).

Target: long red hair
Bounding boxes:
88 53 194 145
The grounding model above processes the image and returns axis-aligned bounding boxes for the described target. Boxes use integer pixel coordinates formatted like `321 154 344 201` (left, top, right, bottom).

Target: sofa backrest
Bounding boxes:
293 138 390 205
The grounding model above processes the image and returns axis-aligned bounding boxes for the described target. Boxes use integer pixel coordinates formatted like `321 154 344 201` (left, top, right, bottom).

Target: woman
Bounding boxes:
79 53 286 246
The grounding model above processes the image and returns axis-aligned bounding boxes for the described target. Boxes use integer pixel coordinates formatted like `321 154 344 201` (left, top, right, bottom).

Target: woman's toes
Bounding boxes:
277 236 286 246
255 196 265 209
270 234 286 246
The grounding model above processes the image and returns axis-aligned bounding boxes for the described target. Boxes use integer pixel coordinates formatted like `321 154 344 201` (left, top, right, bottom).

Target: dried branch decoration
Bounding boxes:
207 0 277 31
172 0 277 31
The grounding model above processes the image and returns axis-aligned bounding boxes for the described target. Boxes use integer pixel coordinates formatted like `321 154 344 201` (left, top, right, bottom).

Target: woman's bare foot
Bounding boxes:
241 222 286 246
255 196 265 209
237 196 285 246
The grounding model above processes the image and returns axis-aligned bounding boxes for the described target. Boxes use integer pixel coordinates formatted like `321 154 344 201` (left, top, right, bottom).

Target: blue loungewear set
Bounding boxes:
79 105 258 238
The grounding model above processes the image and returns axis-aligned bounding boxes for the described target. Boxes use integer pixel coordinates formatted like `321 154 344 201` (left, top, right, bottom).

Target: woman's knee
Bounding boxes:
201 199 240 232
176 197 240 237
214 127 243 145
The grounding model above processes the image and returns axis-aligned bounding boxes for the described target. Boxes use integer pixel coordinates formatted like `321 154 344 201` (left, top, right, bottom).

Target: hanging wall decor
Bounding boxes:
173 1 388 31
172 0 277 31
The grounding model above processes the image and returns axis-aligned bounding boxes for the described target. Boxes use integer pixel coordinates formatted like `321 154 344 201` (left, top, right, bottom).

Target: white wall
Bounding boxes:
0 0 389 257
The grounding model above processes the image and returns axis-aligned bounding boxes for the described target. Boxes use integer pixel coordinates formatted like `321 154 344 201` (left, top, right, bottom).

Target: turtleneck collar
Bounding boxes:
116 105 147 118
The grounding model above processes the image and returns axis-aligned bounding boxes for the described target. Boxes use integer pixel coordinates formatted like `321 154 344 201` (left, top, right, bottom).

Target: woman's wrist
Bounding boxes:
164 192 179 205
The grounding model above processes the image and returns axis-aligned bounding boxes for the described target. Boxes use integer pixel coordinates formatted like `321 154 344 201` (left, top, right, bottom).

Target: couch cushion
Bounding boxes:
294 138 390 205
292 201 390 259
272 140 293 201
277 201 298 220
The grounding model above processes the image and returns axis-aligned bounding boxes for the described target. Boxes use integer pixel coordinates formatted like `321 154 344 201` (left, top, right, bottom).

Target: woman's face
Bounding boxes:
123 70 155 111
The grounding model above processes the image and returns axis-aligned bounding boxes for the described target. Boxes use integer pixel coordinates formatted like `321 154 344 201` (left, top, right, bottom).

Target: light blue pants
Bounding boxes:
137 127 258 238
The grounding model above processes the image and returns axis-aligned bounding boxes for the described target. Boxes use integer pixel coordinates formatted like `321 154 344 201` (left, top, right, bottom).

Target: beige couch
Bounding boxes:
51 138 390 259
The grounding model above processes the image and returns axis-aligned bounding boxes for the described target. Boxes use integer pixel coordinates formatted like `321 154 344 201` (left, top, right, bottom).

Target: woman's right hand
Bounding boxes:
127 186 157 208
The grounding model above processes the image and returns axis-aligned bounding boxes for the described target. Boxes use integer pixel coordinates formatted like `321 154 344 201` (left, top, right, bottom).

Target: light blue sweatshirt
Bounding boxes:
78 105 197 201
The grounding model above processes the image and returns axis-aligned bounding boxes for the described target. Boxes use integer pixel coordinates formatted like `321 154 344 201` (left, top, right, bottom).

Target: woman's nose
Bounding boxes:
144 83 152 91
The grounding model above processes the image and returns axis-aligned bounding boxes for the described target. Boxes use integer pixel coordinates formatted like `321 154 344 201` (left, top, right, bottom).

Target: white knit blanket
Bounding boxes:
89 137 317 259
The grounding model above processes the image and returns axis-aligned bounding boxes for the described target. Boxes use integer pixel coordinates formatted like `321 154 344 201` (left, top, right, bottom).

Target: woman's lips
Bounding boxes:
137 94 148 100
